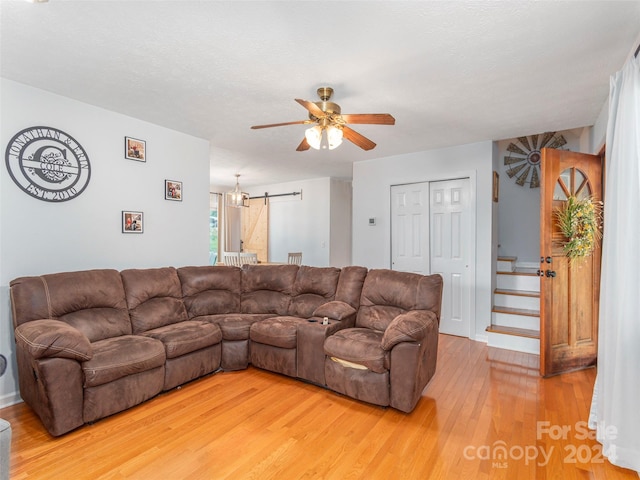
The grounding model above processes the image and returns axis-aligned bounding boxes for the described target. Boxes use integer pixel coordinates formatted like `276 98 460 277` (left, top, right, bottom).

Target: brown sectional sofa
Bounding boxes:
10 264 443 436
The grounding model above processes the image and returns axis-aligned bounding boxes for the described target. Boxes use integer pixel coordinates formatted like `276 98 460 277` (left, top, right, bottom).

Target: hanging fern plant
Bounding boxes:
555 195 603 264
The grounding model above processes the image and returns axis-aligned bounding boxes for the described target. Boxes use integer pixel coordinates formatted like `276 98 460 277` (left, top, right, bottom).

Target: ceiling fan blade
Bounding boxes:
340 113 396 125
342 126 376 151
251 120 312 129
295 99 326 118
296 137 310 151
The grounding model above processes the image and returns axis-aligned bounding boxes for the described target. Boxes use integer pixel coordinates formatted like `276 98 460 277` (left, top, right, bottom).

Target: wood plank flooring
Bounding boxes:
1 334 637 479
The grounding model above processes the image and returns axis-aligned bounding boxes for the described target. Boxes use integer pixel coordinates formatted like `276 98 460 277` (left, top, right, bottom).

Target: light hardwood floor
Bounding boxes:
1 334 637 479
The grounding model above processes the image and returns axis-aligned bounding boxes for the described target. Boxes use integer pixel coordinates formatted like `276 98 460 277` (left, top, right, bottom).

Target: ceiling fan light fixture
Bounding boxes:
305 125 322 150
327 125 343 150
250 87 394 152
305 125 343 150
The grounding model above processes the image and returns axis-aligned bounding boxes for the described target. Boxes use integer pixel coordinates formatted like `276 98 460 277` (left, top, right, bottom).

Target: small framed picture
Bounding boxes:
122 211 143 233
165 180 182 201
125 137 146 162
493 171 499 202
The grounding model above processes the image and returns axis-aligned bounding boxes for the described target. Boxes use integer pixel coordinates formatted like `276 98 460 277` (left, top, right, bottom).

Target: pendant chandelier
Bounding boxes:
227 174 248 208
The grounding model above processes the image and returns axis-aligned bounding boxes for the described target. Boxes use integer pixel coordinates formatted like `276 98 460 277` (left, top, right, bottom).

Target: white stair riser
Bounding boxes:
516 262 540 270
487 332 539 355
494 294 540 311
492 312 540 331
497 260 516 272
496 274 540 292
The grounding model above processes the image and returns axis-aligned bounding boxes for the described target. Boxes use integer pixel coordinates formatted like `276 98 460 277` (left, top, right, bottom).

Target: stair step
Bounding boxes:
494 290 540 310
491 256 541 354
494 288 539 298
487 337 539 354
486 325 540 339
492 310 539 330
486 326 540 354
499 268 538 276
496 271 540 292
497 256 517 273
492 305 540 317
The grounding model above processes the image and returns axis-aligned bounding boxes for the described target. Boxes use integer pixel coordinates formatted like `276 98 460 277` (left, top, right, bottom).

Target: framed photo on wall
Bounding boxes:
125 137 146 162
122 211 143 233
165 180 182 201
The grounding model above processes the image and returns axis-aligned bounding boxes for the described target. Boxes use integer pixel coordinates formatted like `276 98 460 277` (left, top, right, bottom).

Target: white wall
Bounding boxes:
0 79 210 407
491 141 500 299
244 177 351 267
352 141 494 340
591 100 609 155
329 178 352 267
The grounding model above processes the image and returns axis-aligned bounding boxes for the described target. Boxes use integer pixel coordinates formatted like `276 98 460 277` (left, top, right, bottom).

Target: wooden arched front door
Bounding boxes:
540 148 603 377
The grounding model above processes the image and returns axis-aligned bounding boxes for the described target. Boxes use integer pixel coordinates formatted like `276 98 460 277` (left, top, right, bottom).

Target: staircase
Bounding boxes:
486 256 540 355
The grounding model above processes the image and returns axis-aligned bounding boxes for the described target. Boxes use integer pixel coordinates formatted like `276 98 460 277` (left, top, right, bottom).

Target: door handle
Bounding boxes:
546 257 552 264
537 269 544 277
545 270 556 278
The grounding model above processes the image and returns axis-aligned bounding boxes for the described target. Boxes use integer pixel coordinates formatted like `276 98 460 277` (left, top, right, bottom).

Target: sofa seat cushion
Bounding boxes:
83 335 165 387
323 328 388 374
250 316 307 349
142 321 222 359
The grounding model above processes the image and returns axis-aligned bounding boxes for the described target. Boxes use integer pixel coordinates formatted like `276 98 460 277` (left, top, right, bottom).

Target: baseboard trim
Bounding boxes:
0 391 22 410
473 333 488 344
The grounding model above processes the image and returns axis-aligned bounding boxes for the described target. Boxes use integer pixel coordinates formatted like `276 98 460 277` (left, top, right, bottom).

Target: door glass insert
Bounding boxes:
575 169 591 199
554 167 591 201
553 181 568 201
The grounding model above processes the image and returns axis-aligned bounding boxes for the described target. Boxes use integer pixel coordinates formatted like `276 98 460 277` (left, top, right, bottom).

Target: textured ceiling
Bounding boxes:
1 1 639 189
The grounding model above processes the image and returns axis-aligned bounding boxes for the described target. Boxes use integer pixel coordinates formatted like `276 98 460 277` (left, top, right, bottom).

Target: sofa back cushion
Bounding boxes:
335 266 368 309
288 266 340 318
178 265 241 318
241 264 298 315
10 269 131 342
356 269 443 332
121 267 188 334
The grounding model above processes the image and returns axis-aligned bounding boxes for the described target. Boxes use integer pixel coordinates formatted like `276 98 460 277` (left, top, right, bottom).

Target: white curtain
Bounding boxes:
224 194 242 252
209 193 222 265
589 55 640 473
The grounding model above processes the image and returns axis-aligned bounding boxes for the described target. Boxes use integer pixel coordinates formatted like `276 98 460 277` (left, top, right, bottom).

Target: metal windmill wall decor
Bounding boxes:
504 132 567 188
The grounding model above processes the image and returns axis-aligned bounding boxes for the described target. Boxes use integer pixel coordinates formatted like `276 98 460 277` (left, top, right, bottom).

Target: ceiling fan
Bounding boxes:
250 87 395 152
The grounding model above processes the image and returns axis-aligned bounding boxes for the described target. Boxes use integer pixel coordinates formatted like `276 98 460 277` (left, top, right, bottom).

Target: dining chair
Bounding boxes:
240 252 258 265
287 252 302 265
223 252 241 267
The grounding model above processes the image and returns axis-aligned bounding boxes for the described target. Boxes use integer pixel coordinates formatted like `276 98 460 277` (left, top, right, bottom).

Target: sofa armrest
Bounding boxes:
381 310 438 351
312 301 356 321
15 319 93 361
